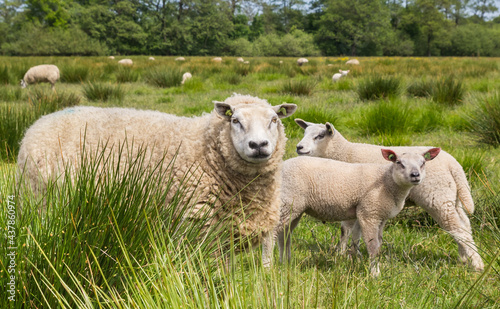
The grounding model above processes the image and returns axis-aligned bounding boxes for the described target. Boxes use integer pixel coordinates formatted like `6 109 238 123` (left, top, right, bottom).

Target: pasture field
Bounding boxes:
0 56 499 308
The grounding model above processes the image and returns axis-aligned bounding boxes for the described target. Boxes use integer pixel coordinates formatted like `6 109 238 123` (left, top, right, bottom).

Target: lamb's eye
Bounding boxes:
232 118 239 124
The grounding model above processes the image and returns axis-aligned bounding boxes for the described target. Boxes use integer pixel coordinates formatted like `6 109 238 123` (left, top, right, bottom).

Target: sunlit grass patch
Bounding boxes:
82 81 124 102
466 93 500 147
357 75 402 101
143 68 183 88
280 79 316 96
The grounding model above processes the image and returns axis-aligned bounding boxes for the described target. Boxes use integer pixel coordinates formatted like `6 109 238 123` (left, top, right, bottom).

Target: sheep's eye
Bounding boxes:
315 133 325 140
232 118 239 124
397 161 405 168
271 117 278 124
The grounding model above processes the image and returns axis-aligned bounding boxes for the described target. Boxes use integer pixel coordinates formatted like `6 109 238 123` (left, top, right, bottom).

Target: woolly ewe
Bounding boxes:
264 148 440 276
118 59 133 66
346 59 360 65
18 94 297 254
297 58 308 66
175 57 185 61
294 119 484 271
20 64 60 91
181 72 192 84
332 70 350 82
212 57 222 63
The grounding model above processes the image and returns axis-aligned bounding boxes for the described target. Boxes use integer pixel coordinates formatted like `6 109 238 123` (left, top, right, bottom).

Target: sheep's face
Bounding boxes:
215 102 297 164
20 79 27 88
295 119 334 157
382 148 441 187
340 70 350 76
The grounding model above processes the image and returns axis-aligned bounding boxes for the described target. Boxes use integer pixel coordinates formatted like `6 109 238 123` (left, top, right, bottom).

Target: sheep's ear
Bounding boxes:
295 118 314 130
339 69 342 73
325 122 335 136
214 102 234 119
274 103 297 118
423 147 440 161
381 149 397 162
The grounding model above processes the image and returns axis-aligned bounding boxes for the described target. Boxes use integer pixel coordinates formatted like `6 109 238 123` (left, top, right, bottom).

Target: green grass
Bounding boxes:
431 76 465 106
144 68 183 88
280 79 316 96
466 93 500 147
357 75 402 100
82 81 124 102
1 56 500 308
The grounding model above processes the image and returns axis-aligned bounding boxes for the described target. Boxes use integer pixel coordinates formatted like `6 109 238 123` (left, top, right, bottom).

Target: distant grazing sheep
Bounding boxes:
212 57 222 63
181 72 192 84
297 58 308 66
18 94 298 254
264 148 440 276
20 64 60 91
108 56 115 60
118 59 133 66
346 59 360 65
332 70 350 82
148 57 155 61
294 119 485 271
237 57 244 62
243 61 250 64
175 57 185 61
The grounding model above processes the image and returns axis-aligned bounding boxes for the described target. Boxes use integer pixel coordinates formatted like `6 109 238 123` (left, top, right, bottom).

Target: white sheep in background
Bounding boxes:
263 148 440 276
243 61 250 64
293 119 485 271
236 57 244 62
18 94 297 255
212 57 222 63
148 57 155 61
346 59 360 65
332 70 350 82
297 58 308 66
181 72 192 84
20 64 60 91
175 57 185 61
108 56 115 60
118 59 133 66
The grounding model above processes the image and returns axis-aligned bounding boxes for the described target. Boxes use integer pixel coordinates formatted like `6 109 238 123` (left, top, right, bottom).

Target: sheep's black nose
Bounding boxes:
249 140 269 150
410 172 420 178
297 145 303 151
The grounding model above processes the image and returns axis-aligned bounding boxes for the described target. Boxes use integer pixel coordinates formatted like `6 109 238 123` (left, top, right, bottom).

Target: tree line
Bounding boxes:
0 0 499 57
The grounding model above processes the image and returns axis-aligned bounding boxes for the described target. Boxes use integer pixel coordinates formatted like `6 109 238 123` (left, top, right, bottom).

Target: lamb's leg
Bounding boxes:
349 220 362 257
358 217 382 277
411 192 484 271
337 219 356 254
278 215 303 263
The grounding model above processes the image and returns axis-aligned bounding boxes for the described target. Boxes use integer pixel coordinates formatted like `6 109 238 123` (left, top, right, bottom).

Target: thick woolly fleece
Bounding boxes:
300 125 484 271
22 64 60 89
17 95 289 250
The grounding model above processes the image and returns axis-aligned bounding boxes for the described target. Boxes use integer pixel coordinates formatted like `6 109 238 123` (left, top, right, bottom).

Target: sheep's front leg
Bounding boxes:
358 217 382 277
337 220 356 254
262 231 275 268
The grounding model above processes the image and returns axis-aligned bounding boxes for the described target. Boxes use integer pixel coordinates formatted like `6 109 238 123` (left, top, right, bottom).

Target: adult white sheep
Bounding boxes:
263 148 440 276
236 57 244 62
297 58 308 66
181 72 192 84
212 57 222 63
108 56 115 60
294 119 484 271
17 94 297 254
118 59 133 66
175 57 185 61
148 57 155 61
20 64 60 91
346 59 360 65
332 70 350 82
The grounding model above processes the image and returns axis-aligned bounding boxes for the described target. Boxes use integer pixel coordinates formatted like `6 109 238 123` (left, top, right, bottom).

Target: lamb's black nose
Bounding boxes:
410 172 420 178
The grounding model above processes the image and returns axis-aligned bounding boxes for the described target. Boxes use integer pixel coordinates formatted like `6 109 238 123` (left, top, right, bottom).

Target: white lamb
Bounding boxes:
17 94 297 254
263 148 440 276
294 119 484 271
332 70 350 82
346 59 360 65
297 58 309 66
20 64 60 91
118 59 133 66
181 72 192 84
175 57 185 61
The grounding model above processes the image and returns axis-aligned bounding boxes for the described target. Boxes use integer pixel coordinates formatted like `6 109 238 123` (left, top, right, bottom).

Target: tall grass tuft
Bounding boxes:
1 144 230 307
116 66 140 83
466 93 500 147
83 81 124 102
407 80 433 98
0 65 13 84
144 68 183 88
357 76 401 100
219 72 242 85
0 86 23 102
280 79 316 96
60 65 90 83
233 63 253 76
431 76 465 106
360 99 415 135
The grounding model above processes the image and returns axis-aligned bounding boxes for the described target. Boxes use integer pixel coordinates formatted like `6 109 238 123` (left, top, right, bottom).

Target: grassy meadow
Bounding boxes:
0 56 500 308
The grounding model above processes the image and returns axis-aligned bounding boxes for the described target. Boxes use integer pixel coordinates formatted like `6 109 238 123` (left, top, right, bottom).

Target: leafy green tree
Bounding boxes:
471 0 498 20
26 0 71 27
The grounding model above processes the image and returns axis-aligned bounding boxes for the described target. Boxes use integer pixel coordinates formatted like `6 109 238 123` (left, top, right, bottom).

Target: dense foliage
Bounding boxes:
1 0 500 56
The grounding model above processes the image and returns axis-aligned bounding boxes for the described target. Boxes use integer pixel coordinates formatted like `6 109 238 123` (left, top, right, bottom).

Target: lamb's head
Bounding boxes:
20 79 27 88
381 148 441 187
295 119 334 156
215 101 297 164
340 70 350 76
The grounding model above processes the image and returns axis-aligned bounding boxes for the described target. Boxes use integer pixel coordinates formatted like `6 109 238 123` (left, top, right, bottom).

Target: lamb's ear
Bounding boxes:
214 101 234 120
423 147 441 161
381 149 397 162
325 122 335 136
339 69 342 73
295 118 313 130
274 103 297 118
